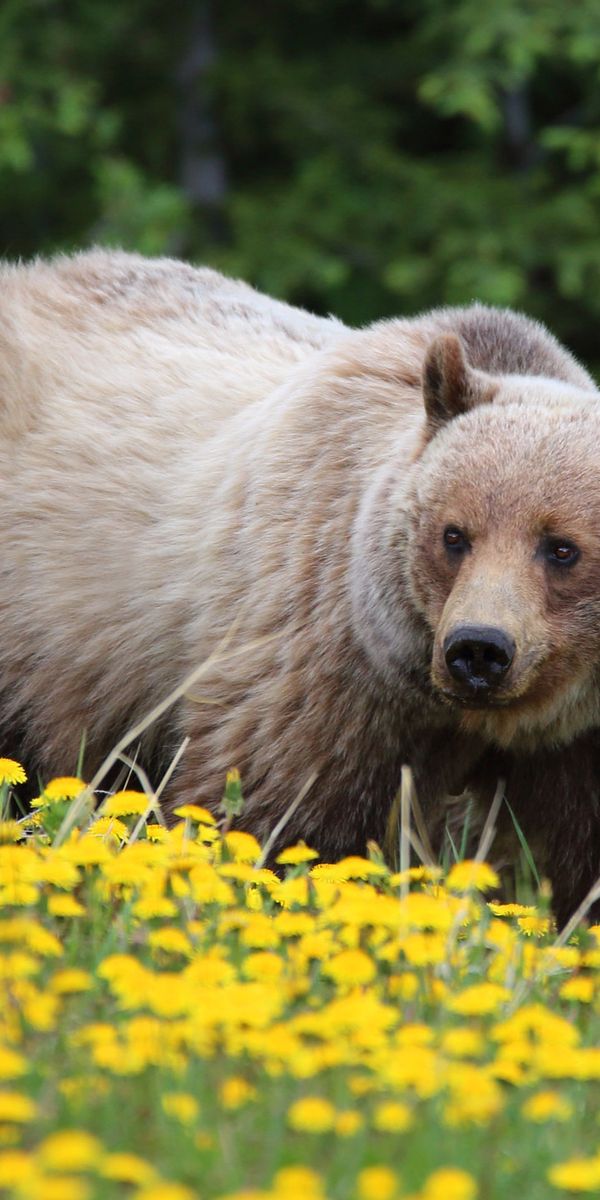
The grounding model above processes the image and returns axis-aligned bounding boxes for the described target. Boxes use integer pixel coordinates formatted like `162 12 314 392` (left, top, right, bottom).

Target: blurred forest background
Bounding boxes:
2 0 600 370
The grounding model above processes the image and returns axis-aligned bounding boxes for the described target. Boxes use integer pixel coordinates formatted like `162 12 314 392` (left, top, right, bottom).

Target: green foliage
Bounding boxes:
1 0 600 370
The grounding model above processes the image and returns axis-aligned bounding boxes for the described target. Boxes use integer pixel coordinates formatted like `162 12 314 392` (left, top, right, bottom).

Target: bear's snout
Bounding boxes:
443 625 515 700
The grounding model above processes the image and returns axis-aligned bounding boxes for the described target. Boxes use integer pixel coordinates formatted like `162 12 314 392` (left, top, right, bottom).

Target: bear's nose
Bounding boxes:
443 625 515 692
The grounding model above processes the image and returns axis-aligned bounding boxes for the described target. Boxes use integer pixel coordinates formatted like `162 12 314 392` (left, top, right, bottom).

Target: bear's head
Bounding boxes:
352 331 600 750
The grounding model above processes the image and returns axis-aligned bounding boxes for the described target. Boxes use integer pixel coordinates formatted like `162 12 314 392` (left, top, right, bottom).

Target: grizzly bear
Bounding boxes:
1 249 599 925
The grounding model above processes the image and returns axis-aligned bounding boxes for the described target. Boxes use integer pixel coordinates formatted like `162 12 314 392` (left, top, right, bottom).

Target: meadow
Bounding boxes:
0 759 599 1200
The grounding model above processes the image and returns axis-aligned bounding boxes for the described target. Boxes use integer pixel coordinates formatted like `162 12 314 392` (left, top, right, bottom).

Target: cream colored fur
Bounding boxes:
1 248 598 875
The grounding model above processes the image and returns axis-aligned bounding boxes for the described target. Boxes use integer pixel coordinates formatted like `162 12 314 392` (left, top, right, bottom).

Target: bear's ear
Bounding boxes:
422 333 494 437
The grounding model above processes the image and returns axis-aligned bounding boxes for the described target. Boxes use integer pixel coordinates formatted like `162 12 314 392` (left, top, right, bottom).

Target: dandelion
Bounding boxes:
273 1166 324 1197
548 1156 600 1191
243 951 284 982
220 1077 257 1109
488 902 536 917
446 983 510 1017
0 1091 37 1122
38 1129 103 1171
422 1167 477 1200
136 1185 198 1200
49 968 94 994
560 976 595 1003
446 860 499 892
356 1165 399 1200
0 1151 35 1187
172 803 216 823
0 1049 27 1080
99 1153 157 1185
0 759 27 786
372 1101 413 1132
518 915 551 937
276 842 319 865
102 790 149 817
223 830 261 862
90 815 129 840
161 1092 199 1125
522 1090 573 1122
287 1096 336 1133
323 948 376 986
441 1028 484 1059
0 822 22 843
32 777 86 805
48 894 86 918
335 1109 364 1136
148 929 193 958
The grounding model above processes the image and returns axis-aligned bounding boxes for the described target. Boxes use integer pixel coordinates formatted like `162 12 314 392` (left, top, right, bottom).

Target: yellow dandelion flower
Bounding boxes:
276 841 319 865
390 865 443 885
422 1167 477 1200
518 915 551 937
488 902 536 917
24 924 62 957
50 969 94 994
323 949 376 986
356 1165 399 1200
372 1101 413 1133
38 1129 103 1171
90 815 129 840
397 892 456 932
522 1090 573 1122
0 1151 34 1187
548 1156 600 1191
148 928 193 957
60 834 111 866
48 894 86 918
335 1110 364 1136
0 759 27 786
401 931 446 966
560 976 595 1003
34 854 80 889
0 1049 27 1080
161 1092 199 1125
145 822 169 841
525 1089 576 1123
102 791 149 817
311 856 387 881
0 821 22 843
135 1185 198 1200
447 983 509 1017
172 804 216 823
133 895 178 920
99 1152 157 1185
287 1096 336 1133
441 1028 485 1058
446 860 499 892
239 914 280 949
0 1090 37 1122
220 1077 257 1110
274 1166 324 1197
28 1178 91 1200
243 952 284 982
223 830 262 862
32 777 87 805
444 1065 504 1126
388 973 418 1000
348 1075 377 1096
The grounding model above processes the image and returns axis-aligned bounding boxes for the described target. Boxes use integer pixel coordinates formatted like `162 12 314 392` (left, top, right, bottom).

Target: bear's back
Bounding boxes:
0 249 346 440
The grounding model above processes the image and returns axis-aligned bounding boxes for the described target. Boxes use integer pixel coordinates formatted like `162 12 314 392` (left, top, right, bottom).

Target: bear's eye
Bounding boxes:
542 537 580 568
443 526 470 554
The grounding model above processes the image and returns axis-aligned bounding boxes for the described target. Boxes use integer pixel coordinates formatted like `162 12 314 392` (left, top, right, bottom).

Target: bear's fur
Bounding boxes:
2 248 600 924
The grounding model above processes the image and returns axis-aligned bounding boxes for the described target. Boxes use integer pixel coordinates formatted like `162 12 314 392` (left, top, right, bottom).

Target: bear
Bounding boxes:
1 247 599 926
